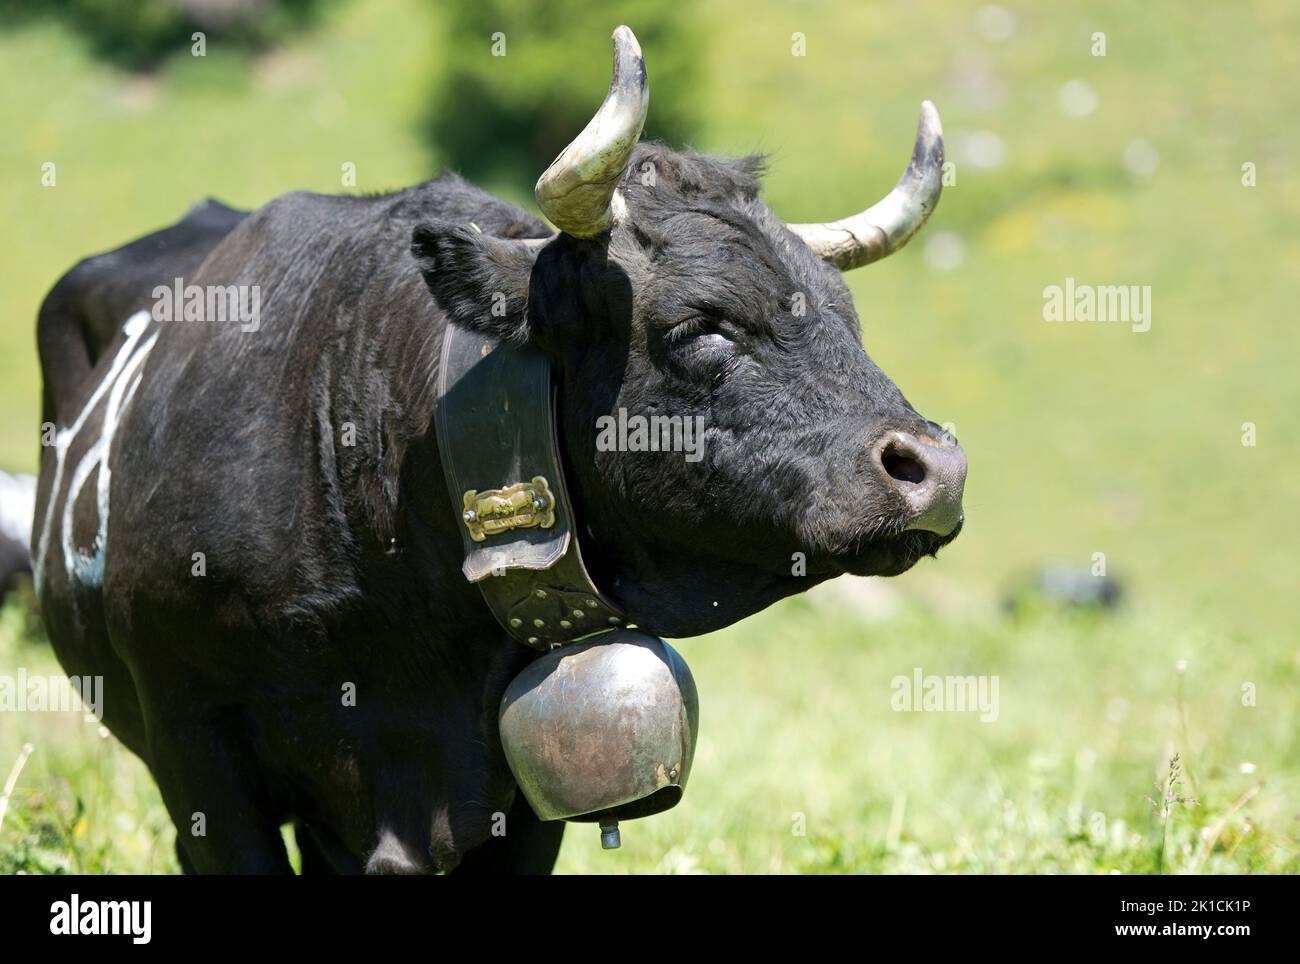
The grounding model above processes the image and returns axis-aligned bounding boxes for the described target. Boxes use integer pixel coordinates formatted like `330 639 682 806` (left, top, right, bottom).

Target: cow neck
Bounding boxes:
434 323 630 651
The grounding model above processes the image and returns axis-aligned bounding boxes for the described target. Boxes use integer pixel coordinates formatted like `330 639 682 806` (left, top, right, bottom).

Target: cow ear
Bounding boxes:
411 221 538 344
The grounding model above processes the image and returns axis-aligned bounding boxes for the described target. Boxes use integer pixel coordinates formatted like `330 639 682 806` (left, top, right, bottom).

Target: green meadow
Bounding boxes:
1 0 1296 873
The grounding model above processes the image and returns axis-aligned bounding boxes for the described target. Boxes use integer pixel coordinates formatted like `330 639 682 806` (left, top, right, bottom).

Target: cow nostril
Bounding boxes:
881 447 926 485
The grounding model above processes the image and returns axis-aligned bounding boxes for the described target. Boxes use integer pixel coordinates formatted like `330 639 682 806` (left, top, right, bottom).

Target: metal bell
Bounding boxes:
498 630 699 848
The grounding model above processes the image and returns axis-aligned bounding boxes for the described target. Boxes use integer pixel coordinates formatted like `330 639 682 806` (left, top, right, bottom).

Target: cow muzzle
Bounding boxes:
875 429 968 537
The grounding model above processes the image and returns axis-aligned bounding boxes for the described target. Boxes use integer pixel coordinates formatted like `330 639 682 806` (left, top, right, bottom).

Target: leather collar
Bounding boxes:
435 324 629 650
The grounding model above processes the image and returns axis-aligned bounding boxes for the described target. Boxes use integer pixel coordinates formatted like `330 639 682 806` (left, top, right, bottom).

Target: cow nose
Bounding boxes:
874 430 967 536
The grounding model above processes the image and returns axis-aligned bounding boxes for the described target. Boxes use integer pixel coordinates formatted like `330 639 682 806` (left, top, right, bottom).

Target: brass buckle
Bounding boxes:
462 476 556 543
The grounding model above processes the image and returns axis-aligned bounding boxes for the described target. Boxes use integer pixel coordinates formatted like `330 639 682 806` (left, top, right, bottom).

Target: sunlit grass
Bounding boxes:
558 583 1298 873
4 583 1294 874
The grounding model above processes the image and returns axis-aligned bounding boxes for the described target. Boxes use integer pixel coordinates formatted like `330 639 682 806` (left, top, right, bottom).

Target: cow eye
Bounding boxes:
667 315 734 347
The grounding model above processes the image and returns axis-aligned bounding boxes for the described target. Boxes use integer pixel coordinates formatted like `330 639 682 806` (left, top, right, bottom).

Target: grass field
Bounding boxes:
1 0 1297 873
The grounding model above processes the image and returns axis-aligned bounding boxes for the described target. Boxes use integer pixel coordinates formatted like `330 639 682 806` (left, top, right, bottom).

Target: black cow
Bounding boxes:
33 28 965 873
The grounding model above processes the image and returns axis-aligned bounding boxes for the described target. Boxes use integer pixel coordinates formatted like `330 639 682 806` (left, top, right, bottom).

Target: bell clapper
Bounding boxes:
599 819 621 850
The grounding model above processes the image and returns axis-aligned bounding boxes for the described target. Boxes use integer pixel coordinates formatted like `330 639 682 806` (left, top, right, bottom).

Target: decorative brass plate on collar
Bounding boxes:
462 476 556 543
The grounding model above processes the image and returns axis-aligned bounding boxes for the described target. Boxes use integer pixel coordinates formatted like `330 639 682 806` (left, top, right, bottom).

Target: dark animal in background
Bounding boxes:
1004 564 1125 614
32 27 965 873
0 470 35 593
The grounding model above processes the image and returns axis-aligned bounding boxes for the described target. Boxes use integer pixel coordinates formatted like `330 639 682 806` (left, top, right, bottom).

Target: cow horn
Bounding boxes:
786 101 945 271
534 25 648 239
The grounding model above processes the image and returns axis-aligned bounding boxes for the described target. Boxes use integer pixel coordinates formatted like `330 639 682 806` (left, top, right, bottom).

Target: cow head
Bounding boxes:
414 26 966 636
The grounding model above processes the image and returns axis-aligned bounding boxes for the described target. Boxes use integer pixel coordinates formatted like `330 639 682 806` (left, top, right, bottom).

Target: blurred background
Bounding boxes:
0 0 1296 873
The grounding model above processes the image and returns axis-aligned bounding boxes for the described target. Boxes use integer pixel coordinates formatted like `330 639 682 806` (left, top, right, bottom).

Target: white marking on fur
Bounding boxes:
61 331 156 586
33 311 156 596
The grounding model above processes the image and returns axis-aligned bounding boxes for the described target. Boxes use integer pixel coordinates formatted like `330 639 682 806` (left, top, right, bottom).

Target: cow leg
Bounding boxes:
449 792 565 875
174 838 198 875
294 821 334 875
294 820 363 875
146 722 292 874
